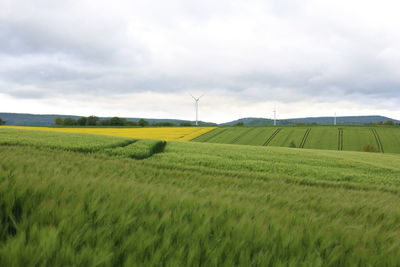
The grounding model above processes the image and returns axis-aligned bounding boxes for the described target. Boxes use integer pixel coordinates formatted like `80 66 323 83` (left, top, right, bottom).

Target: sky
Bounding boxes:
1 0 400 123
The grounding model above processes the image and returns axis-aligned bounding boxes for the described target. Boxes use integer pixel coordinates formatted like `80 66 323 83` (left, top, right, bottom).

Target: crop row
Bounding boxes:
0 128 166 159
192 126 400 153
2 138 400 265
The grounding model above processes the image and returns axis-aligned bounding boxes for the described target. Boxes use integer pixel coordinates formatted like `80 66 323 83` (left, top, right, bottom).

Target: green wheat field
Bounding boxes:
1 127 400 266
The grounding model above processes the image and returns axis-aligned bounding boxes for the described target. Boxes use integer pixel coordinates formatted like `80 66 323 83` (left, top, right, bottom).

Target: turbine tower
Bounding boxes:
191 94 203 126
273 107 277 126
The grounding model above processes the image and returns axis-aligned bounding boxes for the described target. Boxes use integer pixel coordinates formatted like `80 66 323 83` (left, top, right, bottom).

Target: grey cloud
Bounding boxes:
1 0 400 115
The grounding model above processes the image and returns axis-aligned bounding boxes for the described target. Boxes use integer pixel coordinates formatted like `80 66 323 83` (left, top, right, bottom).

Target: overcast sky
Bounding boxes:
1 0 400 123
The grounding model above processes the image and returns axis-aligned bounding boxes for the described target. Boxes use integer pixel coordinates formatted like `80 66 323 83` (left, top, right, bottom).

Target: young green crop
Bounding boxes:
104 139 167 159
342 127 379 152
0 128 134 152
303 127 338 150
1 129 400 265
192 126 400 154
376 128 400 153
267 127 309 148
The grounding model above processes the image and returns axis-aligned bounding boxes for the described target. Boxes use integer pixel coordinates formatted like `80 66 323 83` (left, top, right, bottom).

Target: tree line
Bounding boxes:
54 116 193 127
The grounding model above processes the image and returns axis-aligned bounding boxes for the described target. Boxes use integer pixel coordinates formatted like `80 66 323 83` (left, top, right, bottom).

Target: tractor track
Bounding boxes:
263 128 281 146
231 128 258 144
299 128 311 148
338 128 343 151
201 129 228 142
371 128 384 153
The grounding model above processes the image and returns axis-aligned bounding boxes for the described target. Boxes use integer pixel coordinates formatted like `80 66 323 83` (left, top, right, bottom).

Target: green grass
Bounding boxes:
2 129 400 265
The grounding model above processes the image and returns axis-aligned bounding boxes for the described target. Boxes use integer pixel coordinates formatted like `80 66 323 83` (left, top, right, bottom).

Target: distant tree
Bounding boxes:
126 121 138 126
310 122 318 126
77 117 87 126
363 144 379 153
138 119 149 127
100 119 111 126
152 122 175 127
235 122 244 126
289 141 297 148
295 122 305 126
86 116 99 126
109 117 127 126
54 117 63 125
0 118 5 125
180 122 192 126
63 117 77 126
384 120 394 125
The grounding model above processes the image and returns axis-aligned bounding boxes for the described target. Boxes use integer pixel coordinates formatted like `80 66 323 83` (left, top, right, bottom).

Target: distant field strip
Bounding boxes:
193 126 400 153
1 126 215 141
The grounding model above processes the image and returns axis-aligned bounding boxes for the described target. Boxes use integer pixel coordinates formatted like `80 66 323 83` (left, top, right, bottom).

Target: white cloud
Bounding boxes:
1 0 400 121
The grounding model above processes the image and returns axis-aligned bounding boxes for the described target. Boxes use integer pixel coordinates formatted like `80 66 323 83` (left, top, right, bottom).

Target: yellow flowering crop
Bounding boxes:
1 126 216 141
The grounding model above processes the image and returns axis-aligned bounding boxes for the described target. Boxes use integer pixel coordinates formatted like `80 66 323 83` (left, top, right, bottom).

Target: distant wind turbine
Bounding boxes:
273 106 277 126
190 94 204 126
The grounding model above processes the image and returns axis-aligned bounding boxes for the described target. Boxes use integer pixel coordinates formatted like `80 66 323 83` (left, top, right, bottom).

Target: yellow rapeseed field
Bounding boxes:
1 126 216 141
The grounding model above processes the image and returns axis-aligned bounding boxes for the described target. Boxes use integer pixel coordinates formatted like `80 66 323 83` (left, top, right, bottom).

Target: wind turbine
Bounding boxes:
190 94 204 126
273 106 277 126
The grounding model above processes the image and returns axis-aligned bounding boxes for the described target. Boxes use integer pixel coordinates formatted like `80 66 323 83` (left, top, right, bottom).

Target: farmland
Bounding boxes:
193 126 400 153
1 128 400 265
0 126 215 141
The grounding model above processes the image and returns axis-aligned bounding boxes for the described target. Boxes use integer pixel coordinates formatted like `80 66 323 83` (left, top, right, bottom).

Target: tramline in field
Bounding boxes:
192 126 400 153
2 125 400 153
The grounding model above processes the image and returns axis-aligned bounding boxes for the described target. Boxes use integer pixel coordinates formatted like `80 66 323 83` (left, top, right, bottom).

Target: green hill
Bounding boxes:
221 115 399 126
192 125 400 153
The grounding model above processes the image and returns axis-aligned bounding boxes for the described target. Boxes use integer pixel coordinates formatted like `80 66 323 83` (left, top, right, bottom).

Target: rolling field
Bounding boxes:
1 128 400 265
0 126 215 141
376 128 400 153
303 127 339 150
267 127 309 148
194 126 400 153
342 128 379 152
